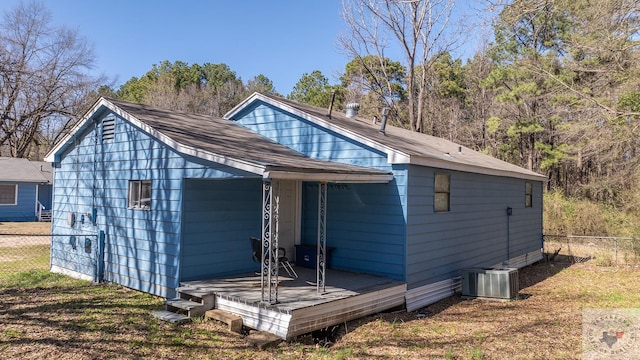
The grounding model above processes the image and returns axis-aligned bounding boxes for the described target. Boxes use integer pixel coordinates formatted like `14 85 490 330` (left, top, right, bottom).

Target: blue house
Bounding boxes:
45 95 545 338
0 157 53 222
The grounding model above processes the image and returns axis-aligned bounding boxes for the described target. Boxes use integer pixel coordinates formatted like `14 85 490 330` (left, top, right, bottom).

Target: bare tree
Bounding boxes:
0 1 100 158
340 0 457 132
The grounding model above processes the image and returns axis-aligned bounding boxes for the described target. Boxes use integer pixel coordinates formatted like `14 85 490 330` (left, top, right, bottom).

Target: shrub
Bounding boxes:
544 190 640 237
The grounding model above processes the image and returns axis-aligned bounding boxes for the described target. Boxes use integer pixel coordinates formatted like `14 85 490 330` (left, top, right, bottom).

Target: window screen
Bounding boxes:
0 184 17 205
434 174 450 212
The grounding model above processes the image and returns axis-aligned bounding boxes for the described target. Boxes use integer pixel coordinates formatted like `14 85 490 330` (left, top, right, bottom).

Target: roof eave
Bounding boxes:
409 156 547 181
1 177 50 183
264 170 393 183
44 97 109 162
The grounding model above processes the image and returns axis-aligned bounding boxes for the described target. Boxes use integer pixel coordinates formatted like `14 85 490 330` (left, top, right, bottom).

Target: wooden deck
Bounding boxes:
180 267 407 339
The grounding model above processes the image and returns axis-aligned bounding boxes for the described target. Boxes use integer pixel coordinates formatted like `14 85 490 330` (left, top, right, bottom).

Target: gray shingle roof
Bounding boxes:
0 157 52 183
47 98 392 182
227 93 546 181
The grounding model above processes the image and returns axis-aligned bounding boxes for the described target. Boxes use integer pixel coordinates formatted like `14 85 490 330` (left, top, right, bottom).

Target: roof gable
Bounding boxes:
45 98 392 183
225 93 546 181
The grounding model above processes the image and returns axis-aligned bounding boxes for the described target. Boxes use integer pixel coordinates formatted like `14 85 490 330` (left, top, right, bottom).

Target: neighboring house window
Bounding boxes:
128 180 151 209
525 182 533 208
434 174 450 212
102 118 115 142
0 184 17 205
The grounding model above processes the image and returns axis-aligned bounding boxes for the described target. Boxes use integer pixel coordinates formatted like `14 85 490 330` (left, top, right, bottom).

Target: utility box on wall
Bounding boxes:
461 268 519 300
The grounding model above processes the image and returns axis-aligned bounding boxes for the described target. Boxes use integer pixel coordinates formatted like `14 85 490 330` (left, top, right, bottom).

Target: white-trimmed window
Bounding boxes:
0 184 17 205
128 180 151 210
525 182 533 208
434 174 450 212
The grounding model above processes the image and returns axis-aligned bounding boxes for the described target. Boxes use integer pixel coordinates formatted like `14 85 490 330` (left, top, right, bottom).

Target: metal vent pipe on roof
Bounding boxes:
379 107 390 135
345 103 360 118
327 90 336 119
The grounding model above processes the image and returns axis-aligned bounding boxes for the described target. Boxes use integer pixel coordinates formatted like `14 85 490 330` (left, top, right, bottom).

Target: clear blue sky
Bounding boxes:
1 1 488 95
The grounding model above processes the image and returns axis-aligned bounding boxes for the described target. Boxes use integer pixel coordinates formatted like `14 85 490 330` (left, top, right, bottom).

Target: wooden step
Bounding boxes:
39 211 52 222
166 298 202 310
165 298 206 317
151 310 190 323
205 309 243 334
176 287 215 311
176 286 214 298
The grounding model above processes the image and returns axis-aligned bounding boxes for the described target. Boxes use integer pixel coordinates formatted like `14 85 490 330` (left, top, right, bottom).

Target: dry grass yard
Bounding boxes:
1 254 638 359
0 222 51 235
1 223 639 359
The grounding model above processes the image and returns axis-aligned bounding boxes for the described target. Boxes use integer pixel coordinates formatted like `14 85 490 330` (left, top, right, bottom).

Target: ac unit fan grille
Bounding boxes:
461 268 518 300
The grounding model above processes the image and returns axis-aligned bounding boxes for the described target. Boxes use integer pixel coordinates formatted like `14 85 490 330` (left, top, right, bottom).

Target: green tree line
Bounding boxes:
2 0 639 215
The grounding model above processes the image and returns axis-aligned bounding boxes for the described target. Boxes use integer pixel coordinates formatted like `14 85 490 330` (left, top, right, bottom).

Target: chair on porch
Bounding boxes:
250 237 298 278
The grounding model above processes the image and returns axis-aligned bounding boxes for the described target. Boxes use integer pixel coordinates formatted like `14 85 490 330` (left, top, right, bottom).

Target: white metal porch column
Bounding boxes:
261 179 280 304
316 182 327 294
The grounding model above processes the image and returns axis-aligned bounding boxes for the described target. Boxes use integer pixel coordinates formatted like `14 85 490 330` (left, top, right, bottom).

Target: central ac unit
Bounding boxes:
461 268 519 300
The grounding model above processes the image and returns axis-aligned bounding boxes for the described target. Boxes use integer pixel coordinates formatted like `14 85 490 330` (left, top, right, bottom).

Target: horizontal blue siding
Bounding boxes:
180 178 262 280
232 102 391 171
405 165 543 289
51 111 258 298
51 236 97 278
0 182 37 222
301 166 407 280
233 100 410 281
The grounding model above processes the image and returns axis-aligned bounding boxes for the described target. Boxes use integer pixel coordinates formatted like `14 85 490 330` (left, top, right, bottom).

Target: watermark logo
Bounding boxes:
583 308 639 359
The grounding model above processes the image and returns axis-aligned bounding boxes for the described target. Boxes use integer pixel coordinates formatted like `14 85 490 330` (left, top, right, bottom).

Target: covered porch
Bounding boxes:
180 266 406 339
254 166 395 305
175 166 403 338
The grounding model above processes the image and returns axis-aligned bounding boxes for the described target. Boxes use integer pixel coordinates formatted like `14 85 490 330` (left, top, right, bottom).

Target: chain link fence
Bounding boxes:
544 235 640 266
3 232 637 279
1 233 102 282
0 234 51 275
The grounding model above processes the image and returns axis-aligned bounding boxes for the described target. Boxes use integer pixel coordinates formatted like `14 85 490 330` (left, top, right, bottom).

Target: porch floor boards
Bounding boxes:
181 266 404 312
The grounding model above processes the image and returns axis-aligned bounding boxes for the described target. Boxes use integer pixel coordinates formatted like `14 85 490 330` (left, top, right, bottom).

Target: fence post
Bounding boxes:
95 230 105 283
614 238 618 265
